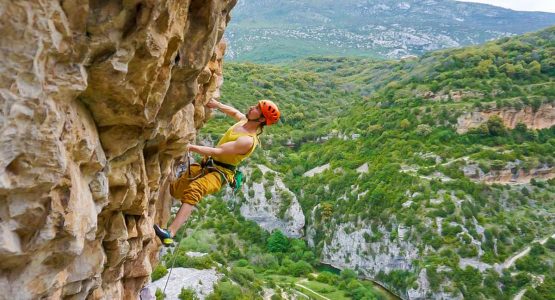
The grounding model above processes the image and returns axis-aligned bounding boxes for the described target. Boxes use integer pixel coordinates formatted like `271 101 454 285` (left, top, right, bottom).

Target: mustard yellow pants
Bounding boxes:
169 164 224 205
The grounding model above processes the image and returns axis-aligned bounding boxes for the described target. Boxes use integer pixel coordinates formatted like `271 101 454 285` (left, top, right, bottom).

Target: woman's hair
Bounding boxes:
255 122 265 145
256 122 266 136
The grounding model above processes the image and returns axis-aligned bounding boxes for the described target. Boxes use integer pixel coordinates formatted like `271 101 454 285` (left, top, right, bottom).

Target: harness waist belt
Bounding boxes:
211 159 236 172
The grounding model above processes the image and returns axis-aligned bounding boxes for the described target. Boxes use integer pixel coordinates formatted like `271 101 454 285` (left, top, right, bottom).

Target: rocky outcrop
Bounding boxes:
457 103 555 133
422 90 484 102
310 220 423 298
318 222 418 274
463 162 554 184
309 211 467 299
303 163 330 177
146 267 223 300
230 165 305 238
0 1 236 299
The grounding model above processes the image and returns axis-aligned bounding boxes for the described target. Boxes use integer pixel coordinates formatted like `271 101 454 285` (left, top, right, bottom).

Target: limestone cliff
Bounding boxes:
0 1 236 299
463 162 554 184
227 164 305 238
457 103 555 134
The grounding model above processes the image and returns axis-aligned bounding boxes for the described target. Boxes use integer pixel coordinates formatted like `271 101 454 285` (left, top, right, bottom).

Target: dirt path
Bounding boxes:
295 279 332 300
513 288 527 300
499 233 555 300
497 232 555 272
513 274 545 300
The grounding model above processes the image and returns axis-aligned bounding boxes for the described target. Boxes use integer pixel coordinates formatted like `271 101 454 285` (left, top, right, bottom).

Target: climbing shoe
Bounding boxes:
153 224 174 247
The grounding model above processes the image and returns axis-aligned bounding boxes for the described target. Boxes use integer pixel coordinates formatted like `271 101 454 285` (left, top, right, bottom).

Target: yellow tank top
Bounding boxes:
212 120 258 168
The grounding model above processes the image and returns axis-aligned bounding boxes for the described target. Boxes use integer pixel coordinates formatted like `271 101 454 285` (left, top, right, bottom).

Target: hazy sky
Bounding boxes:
457 0 555 13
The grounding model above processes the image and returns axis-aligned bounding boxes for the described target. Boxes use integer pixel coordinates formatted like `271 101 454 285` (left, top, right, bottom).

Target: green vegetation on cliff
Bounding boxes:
182 27 555 299
156 197 388 299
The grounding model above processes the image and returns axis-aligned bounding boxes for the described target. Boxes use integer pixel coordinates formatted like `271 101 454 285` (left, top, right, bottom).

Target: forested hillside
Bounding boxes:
158 27 555 299
225 0 555 62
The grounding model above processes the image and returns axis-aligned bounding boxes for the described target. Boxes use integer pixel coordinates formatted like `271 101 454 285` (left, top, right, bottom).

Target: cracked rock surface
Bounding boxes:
0 0 236 298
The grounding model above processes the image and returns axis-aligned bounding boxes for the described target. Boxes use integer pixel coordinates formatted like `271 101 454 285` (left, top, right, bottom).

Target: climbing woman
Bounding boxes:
153 98 280 246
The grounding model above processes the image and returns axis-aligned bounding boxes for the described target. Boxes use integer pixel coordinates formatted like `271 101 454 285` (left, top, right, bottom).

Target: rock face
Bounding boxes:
315 222 419 288
146 267 223 300
457 103 555 133
230 164 305 238
0 1 236 299
463 162 555 184
321 224 417 273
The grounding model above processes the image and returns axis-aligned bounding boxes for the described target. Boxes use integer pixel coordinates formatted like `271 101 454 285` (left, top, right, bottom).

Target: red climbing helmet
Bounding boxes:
258 100 280 125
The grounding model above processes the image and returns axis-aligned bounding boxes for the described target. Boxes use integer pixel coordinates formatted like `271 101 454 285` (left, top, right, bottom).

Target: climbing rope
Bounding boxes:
162 224 187 296
162 151 193 296
161 150 241 296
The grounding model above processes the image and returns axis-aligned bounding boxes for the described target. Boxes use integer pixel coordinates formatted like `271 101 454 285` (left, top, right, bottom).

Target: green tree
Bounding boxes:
500 63 516 77
290 260 312 277
531 98 542 112
486 116 506 136
529 60 541 75
340 268 358 281
514 122 527 133
529 243 545 256
416 124 432 136
400 119 411 130
476 59 493 77
317 271 339 284
267 230 289 252
545 238 555 251
525 278 555 299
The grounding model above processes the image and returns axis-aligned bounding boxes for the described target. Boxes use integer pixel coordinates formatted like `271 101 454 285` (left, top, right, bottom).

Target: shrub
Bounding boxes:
515 255 548 273
316 271 339 285
400 119 411 130
486 116 507 136
235 259 249 267
249 253 279 270
251 168 263 183
206 281 242 300
416 124 432 136
230 267 255 286
270 294 283 300
155 288 165 300
524 277 555 299
278 191 293 219
545 237 555 251
152 264 168 282
529 243 545 256
290 260 312 277
340 268 358 281
179 288 199 300
170 254 214 269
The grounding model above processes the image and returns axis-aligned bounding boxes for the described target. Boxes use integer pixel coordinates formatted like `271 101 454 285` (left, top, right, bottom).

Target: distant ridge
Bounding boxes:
225 0 555 63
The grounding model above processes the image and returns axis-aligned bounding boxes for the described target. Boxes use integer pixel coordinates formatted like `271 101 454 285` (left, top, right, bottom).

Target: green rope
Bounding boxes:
162 225 187 296
162 151 193 296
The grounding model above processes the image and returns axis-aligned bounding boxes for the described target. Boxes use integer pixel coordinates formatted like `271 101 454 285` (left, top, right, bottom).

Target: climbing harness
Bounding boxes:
178 151 243 193
200 157 244 211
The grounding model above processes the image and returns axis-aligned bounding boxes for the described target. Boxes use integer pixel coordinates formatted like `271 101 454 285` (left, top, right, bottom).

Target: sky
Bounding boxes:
457 0 555 13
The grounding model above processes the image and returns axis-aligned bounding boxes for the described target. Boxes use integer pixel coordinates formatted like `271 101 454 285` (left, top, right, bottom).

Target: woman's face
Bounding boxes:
246 104 263 120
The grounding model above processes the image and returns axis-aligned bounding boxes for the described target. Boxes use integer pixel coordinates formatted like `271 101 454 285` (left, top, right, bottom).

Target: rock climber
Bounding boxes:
154 99 280 246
